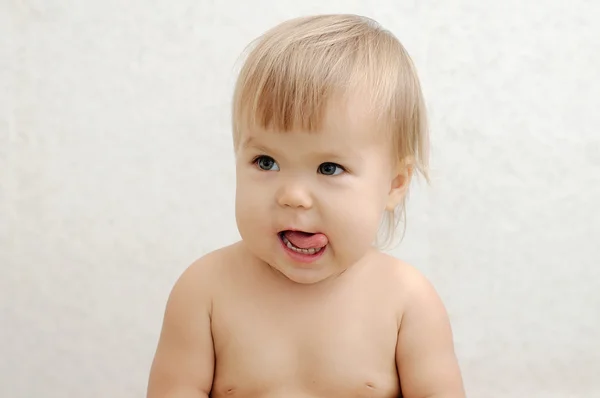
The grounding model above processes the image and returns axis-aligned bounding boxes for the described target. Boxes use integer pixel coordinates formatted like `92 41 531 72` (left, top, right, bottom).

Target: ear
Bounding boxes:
385 163 413 211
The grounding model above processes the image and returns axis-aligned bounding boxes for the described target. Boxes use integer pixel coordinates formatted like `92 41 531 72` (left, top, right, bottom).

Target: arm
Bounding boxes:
396 273 466 398
147 260 215 398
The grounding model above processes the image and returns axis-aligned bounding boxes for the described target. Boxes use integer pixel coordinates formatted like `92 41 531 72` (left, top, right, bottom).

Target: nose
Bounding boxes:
276 179 313 209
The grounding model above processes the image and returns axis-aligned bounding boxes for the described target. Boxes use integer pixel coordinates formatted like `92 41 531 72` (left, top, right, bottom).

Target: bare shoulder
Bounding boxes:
171 242 246 298
146 243 240 398
367 251 436 306
376 254 450 332
375 254 465 397
156 243 243 330
175 244 237 291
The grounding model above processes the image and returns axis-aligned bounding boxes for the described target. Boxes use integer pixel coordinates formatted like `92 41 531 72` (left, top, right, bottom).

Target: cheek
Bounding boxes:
324 189 385 242
235 173 273 227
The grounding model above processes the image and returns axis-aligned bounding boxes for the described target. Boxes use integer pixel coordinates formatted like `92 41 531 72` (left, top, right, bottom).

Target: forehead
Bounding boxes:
241 94 388 150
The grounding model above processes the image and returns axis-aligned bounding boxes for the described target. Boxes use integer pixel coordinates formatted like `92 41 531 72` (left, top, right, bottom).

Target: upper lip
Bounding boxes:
278 228 317 234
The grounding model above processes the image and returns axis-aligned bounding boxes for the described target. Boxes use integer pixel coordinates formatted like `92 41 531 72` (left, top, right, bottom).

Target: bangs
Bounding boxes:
234 38 353 133
234 16 413 131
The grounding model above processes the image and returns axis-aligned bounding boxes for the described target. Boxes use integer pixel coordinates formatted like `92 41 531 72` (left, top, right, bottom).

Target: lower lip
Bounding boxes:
279 236 326 264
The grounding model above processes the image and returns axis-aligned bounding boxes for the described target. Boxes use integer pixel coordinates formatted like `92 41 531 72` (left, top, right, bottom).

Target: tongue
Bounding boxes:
283 231 328 249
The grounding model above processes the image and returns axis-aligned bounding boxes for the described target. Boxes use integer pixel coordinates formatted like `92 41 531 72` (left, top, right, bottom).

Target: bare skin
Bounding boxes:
146 242 465 398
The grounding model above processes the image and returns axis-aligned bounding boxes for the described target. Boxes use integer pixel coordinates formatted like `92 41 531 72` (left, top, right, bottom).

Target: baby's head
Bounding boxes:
231 14 429 283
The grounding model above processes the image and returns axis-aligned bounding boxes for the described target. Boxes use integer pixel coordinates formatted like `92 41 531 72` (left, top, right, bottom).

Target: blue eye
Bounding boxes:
255 156 279 171
318 162 344 176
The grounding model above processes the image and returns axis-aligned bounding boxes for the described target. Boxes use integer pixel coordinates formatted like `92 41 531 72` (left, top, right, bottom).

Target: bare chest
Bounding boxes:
210 287 400 398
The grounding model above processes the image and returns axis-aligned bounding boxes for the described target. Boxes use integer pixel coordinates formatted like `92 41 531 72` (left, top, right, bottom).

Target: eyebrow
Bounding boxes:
241 136 256 149
241 136 275 154
314 151 360 162
241 136 362 162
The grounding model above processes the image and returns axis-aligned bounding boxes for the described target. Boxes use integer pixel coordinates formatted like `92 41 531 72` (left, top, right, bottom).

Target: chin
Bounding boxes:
238 233 342 285
274 264 338 285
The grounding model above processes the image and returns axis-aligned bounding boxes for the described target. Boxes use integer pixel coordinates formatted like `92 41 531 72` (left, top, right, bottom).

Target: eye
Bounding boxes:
254 155 279 171
318 162 344 176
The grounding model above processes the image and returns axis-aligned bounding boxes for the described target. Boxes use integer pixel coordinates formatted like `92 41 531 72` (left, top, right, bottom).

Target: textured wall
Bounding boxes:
1 1 599 397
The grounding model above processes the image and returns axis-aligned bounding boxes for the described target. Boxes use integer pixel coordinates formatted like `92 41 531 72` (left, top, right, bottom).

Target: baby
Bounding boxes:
147 14 465 398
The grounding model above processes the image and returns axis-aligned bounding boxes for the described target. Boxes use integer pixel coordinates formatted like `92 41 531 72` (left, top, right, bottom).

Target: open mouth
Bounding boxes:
280 232 325 254
278 230 328 257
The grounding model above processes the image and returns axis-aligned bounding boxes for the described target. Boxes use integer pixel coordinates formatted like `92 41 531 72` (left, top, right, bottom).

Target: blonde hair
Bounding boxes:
231 14 429 248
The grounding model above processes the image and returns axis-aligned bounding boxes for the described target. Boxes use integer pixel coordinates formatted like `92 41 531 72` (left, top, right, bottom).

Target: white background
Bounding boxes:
1 1 599 397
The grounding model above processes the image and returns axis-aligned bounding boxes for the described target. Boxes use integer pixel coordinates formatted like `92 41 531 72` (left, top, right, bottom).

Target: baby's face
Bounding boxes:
235 97 405 284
